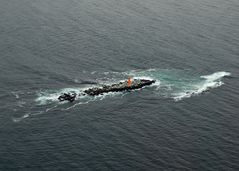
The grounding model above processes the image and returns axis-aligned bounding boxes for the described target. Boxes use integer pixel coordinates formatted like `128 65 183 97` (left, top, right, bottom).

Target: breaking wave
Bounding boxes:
124 69 231 101
173 71 231 101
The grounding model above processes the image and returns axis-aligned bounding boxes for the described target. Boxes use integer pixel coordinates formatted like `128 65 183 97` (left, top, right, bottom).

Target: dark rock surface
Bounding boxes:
84 79 156 96
58 93 76 102
58 79 155 102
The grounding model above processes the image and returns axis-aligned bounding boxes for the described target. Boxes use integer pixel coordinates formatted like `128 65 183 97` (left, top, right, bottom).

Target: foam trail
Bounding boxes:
35 78 133 106
200 71 231 80
35 87 91 105
12 91 20 99
34 70 230 108
62 100 93 110
12 113 30 122
46 105 58 112
173 71 231 101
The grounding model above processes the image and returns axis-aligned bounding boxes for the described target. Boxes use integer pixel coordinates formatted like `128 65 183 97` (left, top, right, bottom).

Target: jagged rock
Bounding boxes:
58 79 156 102
58 93 76 102
84 79 155 96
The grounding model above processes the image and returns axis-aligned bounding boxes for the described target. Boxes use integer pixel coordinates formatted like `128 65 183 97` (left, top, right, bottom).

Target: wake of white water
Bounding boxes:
173 71 231 101
35 82 126 106
12 111 43 123
12 113 30 122
125 69 231 101
12 105 58 122
35 87 91 105
12 69 230 122
12 87 126 122
61 91 125 111
35 70 231 105
35 70 158 106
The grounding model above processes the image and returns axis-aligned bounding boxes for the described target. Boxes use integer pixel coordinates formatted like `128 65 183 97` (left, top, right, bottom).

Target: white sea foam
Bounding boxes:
12 91 20 99
62 100 94 110
35 81 123 106
45 105 58 112
12 113 30 122
200 71 231 80
12 110 48 122
35 86 91 105
36 92 61 105
173 71 231 101
16 69 231 122
35 70 230 106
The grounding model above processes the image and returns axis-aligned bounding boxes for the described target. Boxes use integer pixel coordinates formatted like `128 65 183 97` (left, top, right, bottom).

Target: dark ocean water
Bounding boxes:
0 0 239 170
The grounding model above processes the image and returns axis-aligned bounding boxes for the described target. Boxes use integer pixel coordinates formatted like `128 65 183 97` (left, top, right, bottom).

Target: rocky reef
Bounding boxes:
58 79 155 102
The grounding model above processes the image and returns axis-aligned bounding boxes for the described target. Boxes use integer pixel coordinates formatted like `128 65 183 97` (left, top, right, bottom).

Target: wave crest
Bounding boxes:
173 71 231 101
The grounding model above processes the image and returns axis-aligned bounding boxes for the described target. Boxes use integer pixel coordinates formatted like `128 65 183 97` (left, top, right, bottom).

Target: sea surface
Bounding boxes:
0 0 239 170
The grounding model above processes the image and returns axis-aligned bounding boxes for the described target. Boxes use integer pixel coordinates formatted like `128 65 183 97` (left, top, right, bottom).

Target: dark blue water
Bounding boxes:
1 0 239 170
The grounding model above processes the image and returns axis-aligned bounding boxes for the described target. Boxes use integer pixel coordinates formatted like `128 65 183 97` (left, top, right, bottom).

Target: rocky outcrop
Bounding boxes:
58 79 155 102
84 79 155 96
58 93 76 102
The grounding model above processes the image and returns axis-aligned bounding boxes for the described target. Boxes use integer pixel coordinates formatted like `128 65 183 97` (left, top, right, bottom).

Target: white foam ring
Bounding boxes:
173 71 231 101
35 75 157 106
35 70 230 107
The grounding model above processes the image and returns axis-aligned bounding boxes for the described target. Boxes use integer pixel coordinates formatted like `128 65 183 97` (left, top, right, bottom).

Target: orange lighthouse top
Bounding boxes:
127 77 132 86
